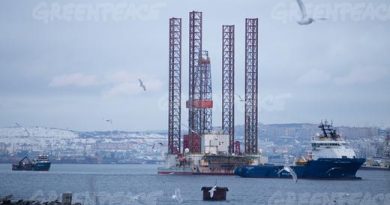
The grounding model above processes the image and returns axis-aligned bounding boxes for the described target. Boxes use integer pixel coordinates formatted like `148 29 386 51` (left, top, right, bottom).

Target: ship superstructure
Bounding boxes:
158 132 265 175
311 121 357 160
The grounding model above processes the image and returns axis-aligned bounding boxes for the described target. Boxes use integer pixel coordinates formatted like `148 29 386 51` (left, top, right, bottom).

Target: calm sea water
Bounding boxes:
0 164 389 205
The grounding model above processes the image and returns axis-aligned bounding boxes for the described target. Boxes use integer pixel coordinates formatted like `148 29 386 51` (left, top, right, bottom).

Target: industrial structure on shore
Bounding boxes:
159 11 265 175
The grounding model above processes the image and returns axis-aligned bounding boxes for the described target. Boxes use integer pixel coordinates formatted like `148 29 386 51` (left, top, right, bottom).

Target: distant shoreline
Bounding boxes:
0 161 163 165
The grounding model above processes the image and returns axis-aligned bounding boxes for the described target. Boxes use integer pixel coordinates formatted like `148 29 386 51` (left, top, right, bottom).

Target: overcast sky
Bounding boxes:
0 0 389 131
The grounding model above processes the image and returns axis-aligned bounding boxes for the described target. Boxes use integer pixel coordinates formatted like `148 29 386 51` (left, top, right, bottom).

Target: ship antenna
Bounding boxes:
319 121 327 137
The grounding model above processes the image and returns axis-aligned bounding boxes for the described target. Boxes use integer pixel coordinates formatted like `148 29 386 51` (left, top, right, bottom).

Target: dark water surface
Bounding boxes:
0 164 389 204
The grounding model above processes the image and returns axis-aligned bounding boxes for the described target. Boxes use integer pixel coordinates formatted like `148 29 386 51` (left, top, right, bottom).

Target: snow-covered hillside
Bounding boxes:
0 127 167 163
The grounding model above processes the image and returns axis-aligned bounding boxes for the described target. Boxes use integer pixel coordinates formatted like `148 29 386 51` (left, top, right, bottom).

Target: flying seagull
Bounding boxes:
15 122 31 137
181 123 199 135
172 188 183 203
189 128 198 135
209 185 217 198
296 0 327 25
138 78 146 91
236 94 245 102
152 142 163 150
277 165 298 183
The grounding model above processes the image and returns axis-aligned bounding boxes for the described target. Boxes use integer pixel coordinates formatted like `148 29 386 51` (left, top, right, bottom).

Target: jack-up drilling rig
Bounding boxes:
159 12 266 175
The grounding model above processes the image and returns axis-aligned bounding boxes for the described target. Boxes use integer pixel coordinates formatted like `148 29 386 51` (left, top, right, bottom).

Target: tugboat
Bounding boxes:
12 155 51 171
235 121 366 179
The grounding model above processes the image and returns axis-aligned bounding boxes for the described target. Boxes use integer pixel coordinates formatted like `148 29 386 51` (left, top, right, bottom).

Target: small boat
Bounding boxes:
12 155 51 171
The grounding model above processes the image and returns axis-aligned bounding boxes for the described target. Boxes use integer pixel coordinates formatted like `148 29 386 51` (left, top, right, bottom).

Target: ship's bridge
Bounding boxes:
311 140 356 160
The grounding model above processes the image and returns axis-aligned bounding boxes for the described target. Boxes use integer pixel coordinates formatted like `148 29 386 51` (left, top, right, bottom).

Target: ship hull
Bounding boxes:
32 162 51 171
12 162 51 171
157 166 236 175
235 158 365 179
12 164 33 171
157 167 193 175
158 154 259 175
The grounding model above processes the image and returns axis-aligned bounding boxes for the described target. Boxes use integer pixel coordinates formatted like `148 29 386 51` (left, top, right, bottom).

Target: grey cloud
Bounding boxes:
1 0 389 130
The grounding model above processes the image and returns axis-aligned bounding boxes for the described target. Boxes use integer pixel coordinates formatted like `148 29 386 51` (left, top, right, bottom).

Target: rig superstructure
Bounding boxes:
159 11 265 175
